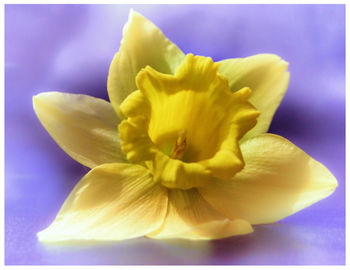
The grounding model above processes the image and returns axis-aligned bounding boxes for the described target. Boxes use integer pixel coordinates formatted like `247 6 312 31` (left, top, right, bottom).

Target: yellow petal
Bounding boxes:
118 54 259 189
199 134 337 225
37 163 168 242
147 189 253 240
218 54 290 140
33 92 126 168
136 55 259 163
107 10 185 119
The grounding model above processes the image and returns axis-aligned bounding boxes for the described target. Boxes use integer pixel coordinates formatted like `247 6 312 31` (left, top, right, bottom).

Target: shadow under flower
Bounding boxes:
36 221 343 265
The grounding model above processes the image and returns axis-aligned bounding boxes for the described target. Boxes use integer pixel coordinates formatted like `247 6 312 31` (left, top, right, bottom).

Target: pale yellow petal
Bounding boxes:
107 10 185 119
199 134 337 225
37 163 168 242
147 189 253 240
33 92 126 168
218 54 290 140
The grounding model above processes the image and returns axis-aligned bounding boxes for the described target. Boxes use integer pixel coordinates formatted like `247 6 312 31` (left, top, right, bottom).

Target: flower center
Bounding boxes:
118 54 259 189
169 131 187 160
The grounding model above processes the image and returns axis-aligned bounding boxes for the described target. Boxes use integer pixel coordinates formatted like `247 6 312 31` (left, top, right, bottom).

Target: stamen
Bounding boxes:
170 131 187 160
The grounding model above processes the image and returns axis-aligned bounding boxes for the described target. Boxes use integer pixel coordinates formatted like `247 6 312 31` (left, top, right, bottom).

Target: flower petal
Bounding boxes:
37 163 168 242
107 10 185 118
33 92 126 168
147 189 253 240
218 54 290 140
199 134 337 225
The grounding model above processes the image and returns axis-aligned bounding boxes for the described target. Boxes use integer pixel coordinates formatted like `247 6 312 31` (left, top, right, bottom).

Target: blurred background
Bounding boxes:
5 4 345 265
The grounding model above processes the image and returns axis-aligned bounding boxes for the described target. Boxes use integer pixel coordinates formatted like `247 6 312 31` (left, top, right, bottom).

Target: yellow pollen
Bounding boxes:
170 132 187 160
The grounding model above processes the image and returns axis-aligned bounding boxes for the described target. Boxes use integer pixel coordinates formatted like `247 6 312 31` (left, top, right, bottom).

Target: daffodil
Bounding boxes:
33 10 337 242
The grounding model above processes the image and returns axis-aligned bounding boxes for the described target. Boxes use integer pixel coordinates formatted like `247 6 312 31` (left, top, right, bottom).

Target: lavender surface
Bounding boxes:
5 4 345 265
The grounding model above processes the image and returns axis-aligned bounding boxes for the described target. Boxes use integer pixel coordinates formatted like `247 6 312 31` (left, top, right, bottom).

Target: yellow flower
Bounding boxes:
33 10 337 242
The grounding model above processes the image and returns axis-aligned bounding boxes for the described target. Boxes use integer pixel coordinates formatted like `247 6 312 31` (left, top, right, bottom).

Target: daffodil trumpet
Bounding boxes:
33 10 337 242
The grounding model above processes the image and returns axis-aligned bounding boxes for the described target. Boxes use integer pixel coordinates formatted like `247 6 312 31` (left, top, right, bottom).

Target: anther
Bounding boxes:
170 131 187 160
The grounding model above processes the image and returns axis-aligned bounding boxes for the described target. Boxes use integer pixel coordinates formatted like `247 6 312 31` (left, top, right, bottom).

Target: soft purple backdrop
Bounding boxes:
5 4 345 265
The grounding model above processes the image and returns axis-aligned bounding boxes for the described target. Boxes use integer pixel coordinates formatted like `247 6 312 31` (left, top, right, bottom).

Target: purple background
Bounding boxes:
5 4 345 265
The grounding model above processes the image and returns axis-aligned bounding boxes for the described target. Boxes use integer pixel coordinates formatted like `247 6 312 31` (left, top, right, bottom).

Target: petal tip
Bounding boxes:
32 93 46 112
37 227 57 243
126 9 146 26
32 95 38 107
328 173 338 191
32 92 45 103
258 53 290 69
127 8 138 21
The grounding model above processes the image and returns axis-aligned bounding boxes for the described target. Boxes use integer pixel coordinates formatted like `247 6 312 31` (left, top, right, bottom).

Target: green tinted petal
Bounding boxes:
38 163 168 242
147 189 253 240
199 134 337 225
107 10 185 119
218 54 289 140
33 92 126 168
